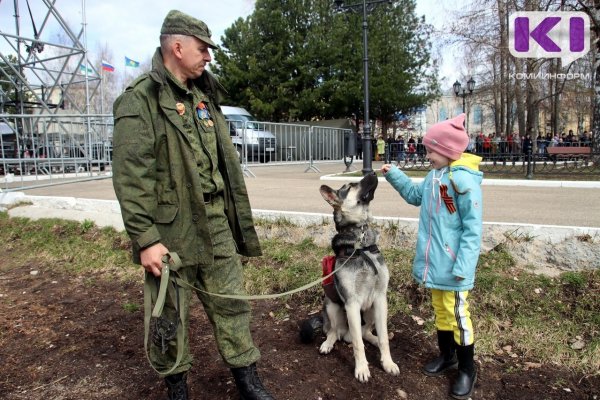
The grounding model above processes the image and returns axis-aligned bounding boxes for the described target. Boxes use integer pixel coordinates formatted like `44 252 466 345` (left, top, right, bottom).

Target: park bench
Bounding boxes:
546 146 591 160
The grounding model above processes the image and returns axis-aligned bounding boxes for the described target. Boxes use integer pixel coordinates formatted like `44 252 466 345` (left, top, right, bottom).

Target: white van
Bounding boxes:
220 105 276 163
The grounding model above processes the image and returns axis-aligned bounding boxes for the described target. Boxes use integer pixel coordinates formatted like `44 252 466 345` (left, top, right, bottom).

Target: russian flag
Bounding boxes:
101 60 115 72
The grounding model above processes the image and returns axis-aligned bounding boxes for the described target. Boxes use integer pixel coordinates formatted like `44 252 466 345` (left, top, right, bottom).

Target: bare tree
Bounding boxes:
444 0 595 148
574 0 600 150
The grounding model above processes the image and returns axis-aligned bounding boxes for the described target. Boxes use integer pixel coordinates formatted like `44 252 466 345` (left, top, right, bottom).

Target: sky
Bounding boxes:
0 0 461 84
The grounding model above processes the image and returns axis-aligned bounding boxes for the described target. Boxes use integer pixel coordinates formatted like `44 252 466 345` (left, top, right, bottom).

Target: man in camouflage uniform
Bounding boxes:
112 10 274 400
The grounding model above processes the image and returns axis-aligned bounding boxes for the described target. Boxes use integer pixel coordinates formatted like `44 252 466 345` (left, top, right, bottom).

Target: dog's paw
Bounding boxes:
382 359 400 376
319 341 334 354
354 362 371 383
342 332 353 343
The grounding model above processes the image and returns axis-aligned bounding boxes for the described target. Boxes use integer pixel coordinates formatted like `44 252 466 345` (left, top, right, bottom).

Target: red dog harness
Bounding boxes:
321 255 342 304
321 244 381 305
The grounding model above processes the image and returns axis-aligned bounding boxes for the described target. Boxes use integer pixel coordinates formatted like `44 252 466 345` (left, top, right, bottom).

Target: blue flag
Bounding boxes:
125 56 140 68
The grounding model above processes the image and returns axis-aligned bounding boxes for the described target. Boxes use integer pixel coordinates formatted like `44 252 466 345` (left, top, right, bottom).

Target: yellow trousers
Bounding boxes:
431 289 474 346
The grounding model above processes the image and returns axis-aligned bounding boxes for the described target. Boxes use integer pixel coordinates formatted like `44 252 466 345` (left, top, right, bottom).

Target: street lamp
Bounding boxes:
453 77 475 113
334 0 391 175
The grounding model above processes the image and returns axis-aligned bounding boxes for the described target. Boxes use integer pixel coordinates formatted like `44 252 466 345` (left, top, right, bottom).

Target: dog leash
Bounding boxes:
159 250 356 300
143 253 186 376
144 251 357 376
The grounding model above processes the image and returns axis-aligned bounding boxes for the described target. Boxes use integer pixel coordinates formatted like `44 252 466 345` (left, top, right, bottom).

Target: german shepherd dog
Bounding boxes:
312 173 400 382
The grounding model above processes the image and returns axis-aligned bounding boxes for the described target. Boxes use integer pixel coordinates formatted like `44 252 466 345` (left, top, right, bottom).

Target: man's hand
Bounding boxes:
140 243 169 277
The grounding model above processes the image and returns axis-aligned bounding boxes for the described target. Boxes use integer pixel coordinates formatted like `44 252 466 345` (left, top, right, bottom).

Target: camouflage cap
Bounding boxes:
160 10 217 49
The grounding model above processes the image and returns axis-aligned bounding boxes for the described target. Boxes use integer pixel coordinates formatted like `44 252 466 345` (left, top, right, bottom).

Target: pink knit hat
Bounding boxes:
423 114 468 160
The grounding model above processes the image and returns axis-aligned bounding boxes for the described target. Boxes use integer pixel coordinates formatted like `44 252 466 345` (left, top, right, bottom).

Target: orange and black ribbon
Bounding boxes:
440 184 456 214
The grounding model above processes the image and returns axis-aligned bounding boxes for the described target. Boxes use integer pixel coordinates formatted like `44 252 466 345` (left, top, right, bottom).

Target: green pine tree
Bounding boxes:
213 0 439 124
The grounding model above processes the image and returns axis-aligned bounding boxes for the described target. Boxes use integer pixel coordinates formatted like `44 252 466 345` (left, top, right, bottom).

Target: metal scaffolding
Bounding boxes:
0 0 113 187
1 0 101 114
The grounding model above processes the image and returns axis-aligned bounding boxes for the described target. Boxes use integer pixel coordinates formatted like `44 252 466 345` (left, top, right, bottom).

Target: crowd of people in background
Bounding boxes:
356 129 594 163
356 133 427 162
468 129 592 159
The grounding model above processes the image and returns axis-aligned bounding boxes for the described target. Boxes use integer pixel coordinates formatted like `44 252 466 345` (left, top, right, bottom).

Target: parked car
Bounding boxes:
220 106 276 163
0 122 17 158
0 122 17 174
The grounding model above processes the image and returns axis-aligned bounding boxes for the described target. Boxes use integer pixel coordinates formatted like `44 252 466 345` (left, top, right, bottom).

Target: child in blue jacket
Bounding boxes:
382 114 483 399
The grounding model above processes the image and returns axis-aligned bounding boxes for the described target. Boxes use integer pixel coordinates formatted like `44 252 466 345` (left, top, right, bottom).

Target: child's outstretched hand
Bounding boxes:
381 164 393 175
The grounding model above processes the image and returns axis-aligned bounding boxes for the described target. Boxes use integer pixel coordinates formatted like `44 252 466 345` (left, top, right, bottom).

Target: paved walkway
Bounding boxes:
7 161 600 228
246 163 600 228
8 163 600 227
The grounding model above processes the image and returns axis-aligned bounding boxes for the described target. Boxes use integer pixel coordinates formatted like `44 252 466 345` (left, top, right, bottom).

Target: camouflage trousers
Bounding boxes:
147 194 261 376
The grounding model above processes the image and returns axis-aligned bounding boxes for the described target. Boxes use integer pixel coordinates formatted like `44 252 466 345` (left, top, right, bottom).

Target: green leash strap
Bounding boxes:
142 250 355 376
144 252 185 377
151 262 169 318
172 251 356 300
174 273 326 300
151 252 182 317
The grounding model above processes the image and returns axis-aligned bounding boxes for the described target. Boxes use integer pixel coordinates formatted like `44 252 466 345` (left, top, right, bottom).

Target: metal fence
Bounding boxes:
1 114 354 191
385 141 600 177
228 120 353 175
1 113 113 191
3 112 596 192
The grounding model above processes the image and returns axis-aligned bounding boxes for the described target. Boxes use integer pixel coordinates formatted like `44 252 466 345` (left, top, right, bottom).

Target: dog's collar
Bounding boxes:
336 244 379 258
338 222 369 231
336 245 380 276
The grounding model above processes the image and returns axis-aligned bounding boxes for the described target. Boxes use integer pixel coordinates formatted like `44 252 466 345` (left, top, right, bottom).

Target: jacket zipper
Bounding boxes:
445 243 457 261
423 183 434 284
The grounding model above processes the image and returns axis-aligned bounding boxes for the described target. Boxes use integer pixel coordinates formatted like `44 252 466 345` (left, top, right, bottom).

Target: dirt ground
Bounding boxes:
0 259 598 400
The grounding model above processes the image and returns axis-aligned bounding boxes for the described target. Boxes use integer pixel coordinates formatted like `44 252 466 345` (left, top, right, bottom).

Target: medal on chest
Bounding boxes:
196 101 214 127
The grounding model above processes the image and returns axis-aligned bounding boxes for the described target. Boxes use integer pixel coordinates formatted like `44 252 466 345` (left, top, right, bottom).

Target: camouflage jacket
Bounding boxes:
112 48 261 266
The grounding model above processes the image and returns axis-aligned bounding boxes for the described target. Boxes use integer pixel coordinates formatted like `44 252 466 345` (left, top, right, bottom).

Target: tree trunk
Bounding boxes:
593 3 600 151
514 57 526 141
498 0 507 136
525 60 537 135
552 59 562 137
493 53 501 134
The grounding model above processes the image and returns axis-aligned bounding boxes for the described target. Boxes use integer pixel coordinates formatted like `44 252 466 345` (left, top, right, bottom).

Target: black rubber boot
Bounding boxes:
164 372 189 400
423 330 458 376
451 344 477 399
231 363 275 400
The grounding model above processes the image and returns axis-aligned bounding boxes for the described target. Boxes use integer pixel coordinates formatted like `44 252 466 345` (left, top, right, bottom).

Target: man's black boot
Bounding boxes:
165 372 189 400
231 363 274 400
451 344 477 399
423 330 458 376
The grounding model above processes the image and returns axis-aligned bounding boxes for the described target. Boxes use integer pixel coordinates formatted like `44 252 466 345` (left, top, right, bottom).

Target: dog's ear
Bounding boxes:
320 185 340 207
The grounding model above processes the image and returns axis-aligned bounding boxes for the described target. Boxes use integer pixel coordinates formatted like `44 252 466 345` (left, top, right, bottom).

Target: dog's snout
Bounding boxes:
361 191 374 203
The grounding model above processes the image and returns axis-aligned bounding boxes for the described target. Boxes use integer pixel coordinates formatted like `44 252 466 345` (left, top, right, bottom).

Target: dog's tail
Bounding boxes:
299 315 323 344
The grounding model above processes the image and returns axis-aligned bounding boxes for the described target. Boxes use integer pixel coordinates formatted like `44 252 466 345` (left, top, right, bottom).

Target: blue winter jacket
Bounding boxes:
385 153 484 291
